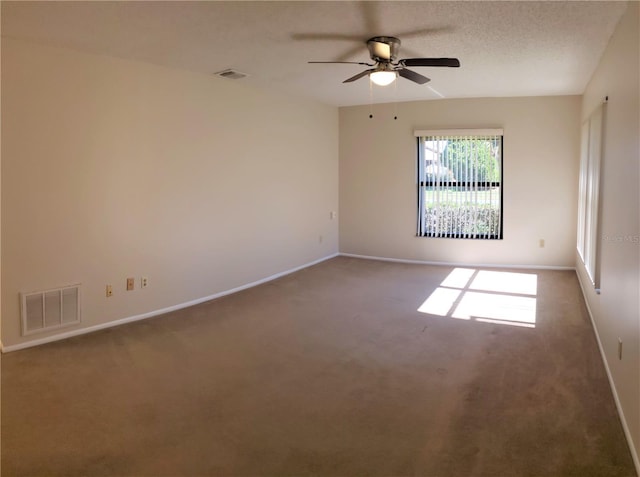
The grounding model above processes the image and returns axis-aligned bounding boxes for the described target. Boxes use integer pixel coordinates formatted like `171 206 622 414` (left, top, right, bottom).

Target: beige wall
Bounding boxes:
1 39 339 348
576 2 639 465
339 96 581 267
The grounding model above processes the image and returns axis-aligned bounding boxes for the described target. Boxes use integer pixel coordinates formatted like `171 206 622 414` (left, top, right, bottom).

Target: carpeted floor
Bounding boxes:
1 257 636 476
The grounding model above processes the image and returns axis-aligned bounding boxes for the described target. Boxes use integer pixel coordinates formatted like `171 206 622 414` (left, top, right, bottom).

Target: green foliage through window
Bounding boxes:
417 133 503 239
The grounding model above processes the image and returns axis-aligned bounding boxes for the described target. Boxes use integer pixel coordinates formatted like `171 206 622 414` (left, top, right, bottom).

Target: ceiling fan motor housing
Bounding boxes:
367 36 401 62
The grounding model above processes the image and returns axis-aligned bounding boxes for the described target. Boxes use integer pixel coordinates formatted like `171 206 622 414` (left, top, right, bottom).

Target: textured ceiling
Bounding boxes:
1 1 628 106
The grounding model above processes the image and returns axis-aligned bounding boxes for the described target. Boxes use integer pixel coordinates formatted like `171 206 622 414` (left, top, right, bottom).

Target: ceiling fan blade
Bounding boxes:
360 1 381 33
393 26 455 39
343 69 376 83
291 33 364 42
335 44 368 62
401 58 461 68
398 68 430 85
309 61 374 66
400 47 425 60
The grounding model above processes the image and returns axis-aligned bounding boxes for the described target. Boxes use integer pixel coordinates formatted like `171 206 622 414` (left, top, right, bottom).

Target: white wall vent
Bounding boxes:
215 69 249 80
21 284 81 336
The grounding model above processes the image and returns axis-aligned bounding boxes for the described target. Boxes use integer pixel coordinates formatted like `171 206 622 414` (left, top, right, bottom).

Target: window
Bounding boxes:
415 129 503 239
577 102 605 288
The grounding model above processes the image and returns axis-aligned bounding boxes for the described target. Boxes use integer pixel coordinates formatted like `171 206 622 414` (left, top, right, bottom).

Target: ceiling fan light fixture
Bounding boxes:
370 70 397 86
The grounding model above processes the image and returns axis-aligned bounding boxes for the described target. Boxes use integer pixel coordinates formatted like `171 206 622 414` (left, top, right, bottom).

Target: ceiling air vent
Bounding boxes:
21 284 81 336
215 69 249 80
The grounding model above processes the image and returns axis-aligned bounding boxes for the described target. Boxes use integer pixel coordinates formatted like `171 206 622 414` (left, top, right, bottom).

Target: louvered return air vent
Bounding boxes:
215 69 249 80
21 284 81 336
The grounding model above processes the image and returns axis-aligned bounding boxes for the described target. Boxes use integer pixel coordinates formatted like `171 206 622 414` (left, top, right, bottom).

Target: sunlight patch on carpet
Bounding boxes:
418 268 538 328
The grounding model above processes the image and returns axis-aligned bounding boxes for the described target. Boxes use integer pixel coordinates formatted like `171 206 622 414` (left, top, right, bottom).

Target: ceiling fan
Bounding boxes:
309 36 460 86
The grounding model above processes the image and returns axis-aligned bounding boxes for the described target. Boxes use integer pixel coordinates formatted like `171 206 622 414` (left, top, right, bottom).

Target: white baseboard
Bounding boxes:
339 253 576 271
575 267 640 475
1 253 340 353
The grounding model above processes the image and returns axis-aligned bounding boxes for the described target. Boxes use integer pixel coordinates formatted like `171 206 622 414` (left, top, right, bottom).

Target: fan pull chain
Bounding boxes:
393 76 398 120
369 78 374 118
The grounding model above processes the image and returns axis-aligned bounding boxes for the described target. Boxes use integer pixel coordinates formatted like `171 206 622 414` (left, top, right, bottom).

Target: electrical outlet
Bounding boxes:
330 211 337 220
539 239 545 248
319 234 324 243
126 277 135 291
141 276 148 288
106 285 113 297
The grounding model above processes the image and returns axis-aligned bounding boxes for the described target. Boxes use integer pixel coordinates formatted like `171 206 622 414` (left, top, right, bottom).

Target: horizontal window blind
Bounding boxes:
417 132 503 239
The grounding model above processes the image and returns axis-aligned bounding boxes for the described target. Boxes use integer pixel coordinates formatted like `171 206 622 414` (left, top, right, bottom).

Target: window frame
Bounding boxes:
415 129 504 240
577 102 605 289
